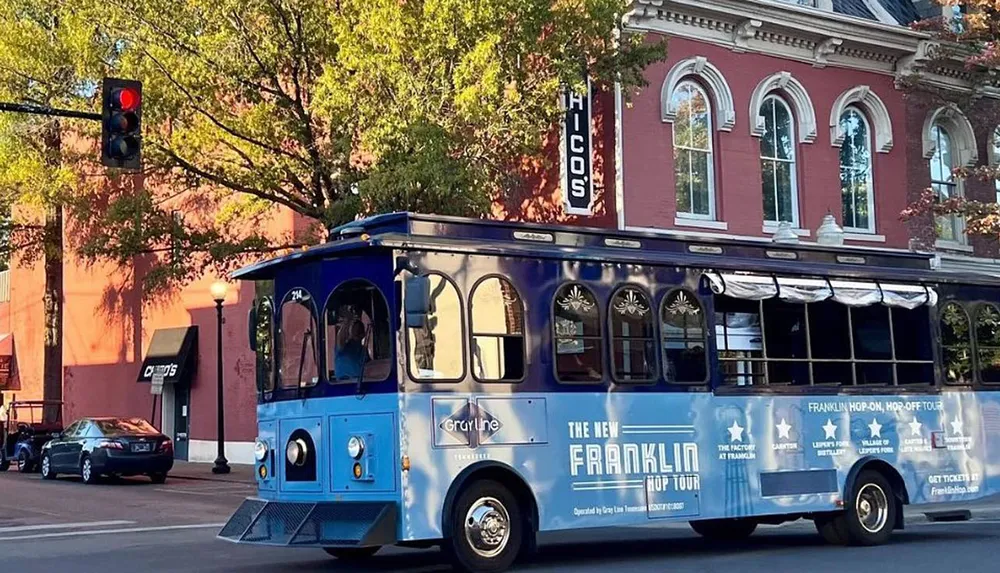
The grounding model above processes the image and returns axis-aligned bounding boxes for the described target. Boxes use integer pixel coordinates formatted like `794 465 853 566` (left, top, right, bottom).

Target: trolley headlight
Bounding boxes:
347 436 365 459
286 438 309 467
254 438 268 462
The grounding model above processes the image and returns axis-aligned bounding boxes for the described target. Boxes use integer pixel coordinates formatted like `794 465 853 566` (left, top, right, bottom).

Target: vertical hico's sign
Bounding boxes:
561 78 593 216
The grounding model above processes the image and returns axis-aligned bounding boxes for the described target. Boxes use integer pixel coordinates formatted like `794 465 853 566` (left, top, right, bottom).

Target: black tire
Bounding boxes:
323 546 380 560
81 456 100 485
39 453 56 480
16 450 33 473
0 453 9 472
689 518 758 541
149 473 167 484
817 470 896 546
446 480 525 573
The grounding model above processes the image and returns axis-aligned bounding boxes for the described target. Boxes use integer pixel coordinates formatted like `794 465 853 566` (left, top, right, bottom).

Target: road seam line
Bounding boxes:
0 521 136 534
0 523 226 541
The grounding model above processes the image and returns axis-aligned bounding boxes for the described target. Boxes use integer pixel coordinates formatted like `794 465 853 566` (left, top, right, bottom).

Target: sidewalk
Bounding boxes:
169 461 256 484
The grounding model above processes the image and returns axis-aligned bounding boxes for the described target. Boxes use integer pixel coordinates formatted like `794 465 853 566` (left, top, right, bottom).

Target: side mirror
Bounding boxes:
404 275 431 329
51 432 61 440
248 304 259 352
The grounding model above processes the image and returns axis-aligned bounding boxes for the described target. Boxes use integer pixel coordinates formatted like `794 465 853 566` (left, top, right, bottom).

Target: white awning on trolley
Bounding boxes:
704 271 937 309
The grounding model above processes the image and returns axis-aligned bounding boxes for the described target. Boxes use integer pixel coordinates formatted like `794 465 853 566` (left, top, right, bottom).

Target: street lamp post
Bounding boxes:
210 280 231 475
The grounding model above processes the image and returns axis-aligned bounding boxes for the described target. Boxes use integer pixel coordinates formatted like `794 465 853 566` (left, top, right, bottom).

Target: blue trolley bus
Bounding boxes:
220 212 1000 572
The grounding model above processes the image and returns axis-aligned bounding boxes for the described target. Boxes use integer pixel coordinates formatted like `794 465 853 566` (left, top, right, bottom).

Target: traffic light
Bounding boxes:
101 78 142 171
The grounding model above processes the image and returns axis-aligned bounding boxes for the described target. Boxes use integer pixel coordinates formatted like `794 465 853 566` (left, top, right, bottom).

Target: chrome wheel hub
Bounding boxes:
41 456 49 475
856 483 888 534
82 460 91 481
464 497 511 559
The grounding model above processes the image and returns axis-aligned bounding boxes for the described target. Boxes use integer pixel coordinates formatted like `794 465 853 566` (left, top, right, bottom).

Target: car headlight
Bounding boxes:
347 436 365 459
286 438 308 467
254 438 268 462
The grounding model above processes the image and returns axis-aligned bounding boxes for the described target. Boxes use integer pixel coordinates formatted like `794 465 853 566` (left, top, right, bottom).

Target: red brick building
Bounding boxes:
3 0 999 465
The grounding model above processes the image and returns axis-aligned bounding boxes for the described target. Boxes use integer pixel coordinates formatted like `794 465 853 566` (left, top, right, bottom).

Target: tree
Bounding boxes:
0 0 119 407
900 1 1000 241
72 0 665 292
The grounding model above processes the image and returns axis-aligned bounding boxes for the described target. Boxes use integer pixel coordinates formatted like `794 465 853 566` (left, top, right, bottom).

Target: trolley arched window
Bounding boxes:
407 273 465 381
660 289 708 383
976 304 1000 384
278 288 320 389
254 295 275 392
470 276 525 382
553 283 603 383
609 287 657 382
324 280 392 383
941 302 972 384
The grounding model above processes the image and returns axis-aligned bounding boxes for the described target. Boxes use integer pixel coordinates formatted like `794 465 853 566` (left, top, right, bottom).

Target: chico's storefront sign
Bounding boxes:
562 78 593 215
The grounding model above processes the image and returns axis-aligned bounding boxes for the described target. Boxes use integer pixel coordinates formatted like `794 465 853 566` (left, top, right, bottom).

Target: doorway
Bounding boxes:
161 383 190 461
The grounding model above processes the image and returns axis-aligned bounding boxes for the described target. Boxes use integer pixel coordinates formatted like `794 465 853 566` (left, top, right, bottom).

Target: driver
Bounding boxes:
334 317 369 380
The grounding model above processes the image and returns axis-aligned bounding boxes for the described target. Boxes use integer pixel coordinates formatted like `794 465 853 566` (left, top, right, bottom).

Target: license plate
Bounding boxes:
132 442 151 453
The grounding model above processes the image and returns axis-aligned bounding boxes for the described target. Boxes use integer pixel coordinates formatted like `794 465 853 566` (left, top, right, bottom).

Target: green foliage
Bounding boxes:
0 0 665 290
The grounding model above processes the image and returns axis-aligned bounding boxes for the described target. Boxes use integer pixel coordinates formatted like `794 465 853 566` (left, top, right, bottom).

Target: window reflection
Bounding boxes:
976 304 1000 384
325 280 392 383
941 302 971 384
930 124 963 242
760 95 797 224
661 289 707 383
840 107 874 232
610 287 656 382
672 81 715 219
554 284 603 383
408 274 464 380
278 290 320 389
471 277 525 382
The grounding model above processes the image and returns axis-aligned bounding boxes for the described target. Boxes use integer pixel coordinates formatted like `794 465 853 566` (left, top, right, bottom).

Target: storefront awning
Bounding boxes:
704 271 937 309
137 326 198 385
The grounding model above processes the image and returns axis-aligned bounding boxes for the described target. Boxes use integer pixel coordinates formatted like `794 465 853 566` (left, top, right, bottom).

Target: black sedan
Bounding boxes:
40 417 173 484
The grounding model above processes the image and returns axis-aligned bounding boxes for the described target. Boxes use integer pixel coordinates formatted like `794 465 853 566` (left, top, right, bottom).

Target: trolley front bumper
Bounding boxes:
217 498 398 548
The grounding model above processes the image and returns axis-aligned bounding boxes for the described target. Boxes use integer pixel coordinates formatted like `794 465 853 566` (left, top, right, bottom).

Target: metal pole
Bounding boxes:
0 102 101 121
212 299 230 474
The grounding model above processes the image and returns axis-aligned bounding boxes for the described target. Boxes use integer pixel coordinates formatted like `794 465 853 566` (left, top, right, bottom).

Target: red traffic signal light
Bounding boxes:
112 87 141 112
101 78 142 171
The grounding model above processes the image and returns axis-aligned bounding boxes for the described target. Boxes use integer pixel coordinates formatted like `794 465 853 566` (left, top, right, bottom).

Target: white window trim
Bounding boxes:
748 71 817 144
759 94 800 227
830 86 893 153
671 81 718 221
993 126 1000 205
839 106 877 234
661 56 736 132
844 232 886 243
675 216 729 231
923 105 978 167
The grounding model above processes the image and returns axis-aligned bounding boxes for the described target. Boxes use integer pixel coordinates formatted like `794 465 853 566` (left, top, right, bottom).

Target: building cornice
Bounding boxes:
626 0 983 96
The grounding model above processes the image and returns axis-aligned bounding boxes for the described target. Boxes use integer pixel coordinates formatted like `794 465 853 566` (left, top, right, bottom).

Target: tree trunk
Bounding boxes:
42 121 63 421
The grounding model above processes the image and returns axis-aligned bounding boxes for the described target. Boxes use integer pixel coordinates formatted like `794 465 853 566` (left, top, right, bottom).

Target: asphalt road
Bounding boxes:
2 469 1000 572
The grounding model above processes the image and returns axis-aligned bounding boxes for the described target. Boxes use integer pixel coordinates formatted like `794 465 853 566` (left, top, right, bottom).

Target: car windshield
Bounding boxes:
94 418 159 436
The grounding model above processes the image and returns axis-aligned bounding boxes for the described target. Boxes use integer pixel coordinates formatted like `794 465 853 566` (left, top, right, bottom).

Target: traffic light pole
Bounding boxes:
0 102 100 122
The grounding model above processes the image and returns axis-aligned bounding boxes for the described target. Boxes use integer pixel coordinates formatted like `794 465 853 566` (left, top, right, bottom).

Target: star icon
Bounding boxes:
822 419 838 440
728 421 745 443
776 418 792 440
868 418 882 438
908 418 922 436
950 418 964 435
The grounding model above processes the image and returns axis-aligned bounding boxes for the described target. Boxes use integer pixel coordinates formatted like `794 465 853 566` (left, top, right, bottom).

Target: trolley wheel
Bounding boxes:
148 472 167 484
0 452 9 472
446 479 525 573
689 518 758 541
817 469 896 546
323 546 380 561
40 453 56 479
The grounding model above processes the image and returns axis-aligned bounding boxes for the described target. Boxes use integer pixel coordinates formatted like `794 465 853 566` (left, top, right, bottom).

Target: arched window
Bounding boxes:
660 289 707 383
324 280 392 383
553 283 602 383
671 81 715 220
940 302 972 384
976 304 1000 384
760 95 798 225
930 123 963 243
470 277 525 382
840 107 875 233
609 287 657 383
278 288 320 389
407 273 464 381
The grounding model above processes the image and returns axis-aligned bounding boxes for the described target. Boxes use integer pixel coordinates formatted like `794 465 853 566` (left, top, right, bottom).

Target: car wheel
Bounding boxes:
40 453 56 480
81 456 100 485
817 469 896 546
445 479 524 573
689 518 758 541
323 547 380 560
148 473 167 484
16 450 33 473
